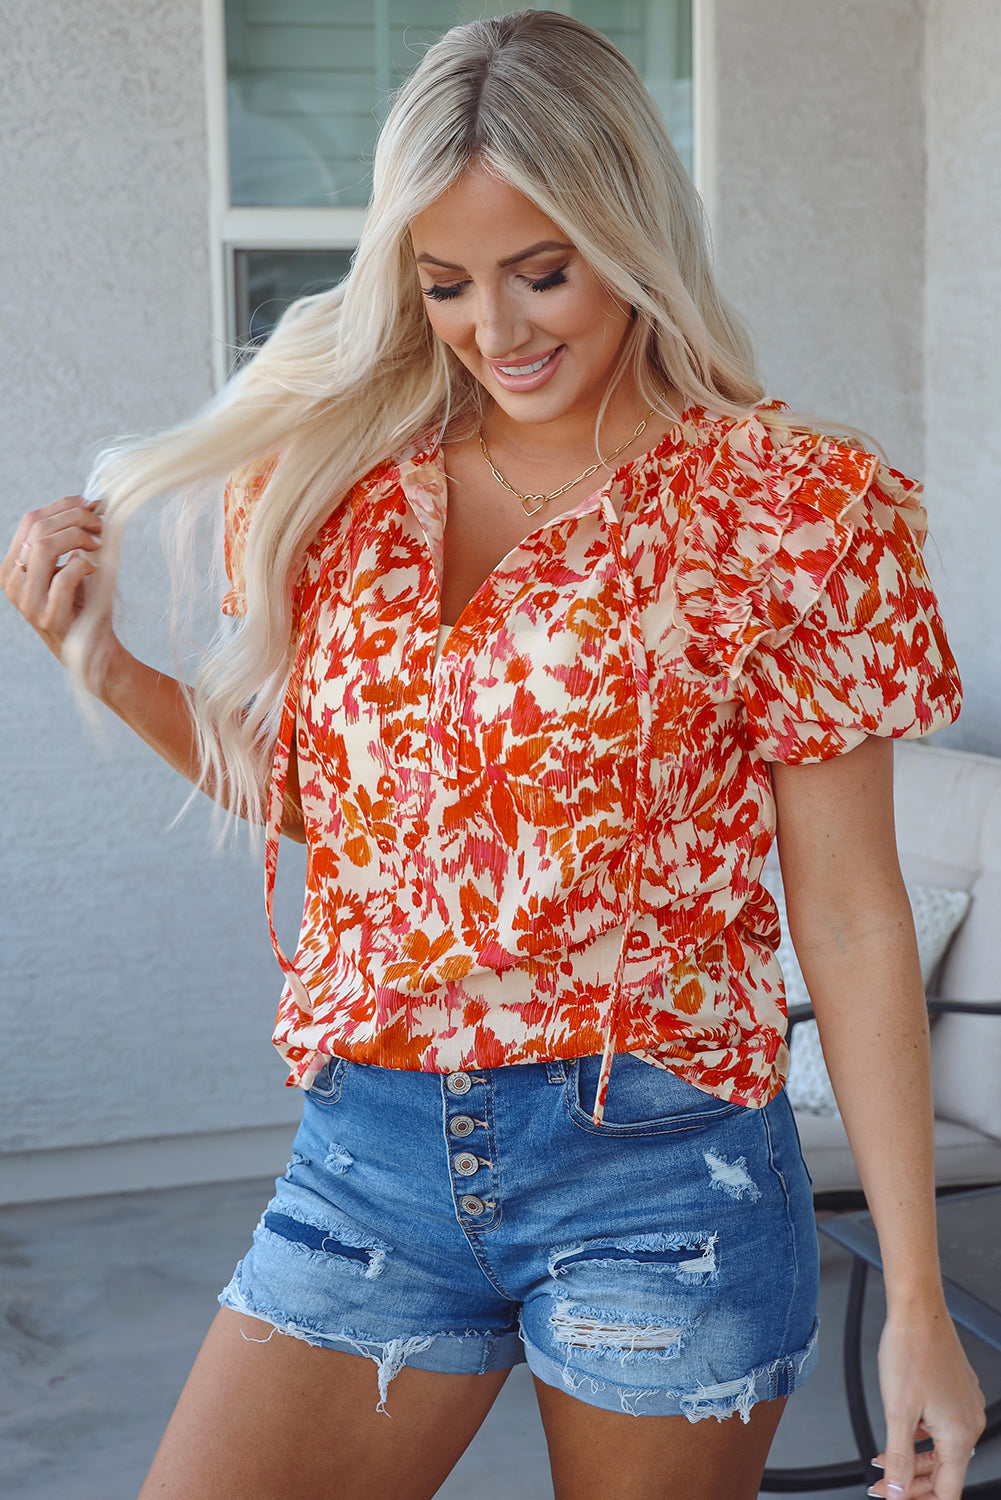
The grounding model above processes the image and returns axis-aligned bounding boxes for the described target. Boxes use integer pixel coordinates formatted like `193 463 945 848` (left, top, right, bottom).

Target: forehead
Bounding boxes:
409 166 567 260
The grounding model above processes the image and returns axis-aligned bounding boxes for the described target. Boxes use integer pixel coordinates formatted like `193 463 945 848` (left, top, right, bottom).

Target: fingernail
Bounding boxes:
867 1489 882 1498
871 1460 885 1469
887 1486 905 1497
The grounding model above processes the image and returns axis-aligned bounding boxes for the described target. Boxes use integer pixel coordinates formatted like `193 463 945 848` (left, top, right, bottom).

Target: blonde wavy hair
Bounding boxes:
69 8 766 827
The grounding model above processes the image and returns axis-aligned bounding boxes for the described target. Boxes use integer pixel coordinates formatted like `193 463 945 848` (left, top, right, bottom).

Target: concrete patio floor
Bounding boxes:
1 1178 998 1500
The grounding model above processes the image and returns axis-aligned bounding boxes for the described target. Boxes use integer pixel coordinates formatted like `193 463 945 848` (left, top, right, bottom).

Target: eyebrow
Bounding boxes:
414 239 575 271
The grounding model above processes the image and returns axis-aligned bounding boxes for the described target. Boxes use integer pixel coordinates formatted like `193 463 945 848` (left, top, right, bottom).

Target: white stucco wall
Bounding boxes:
711 0 928 475
0 0 302 1200
923 0 1001 755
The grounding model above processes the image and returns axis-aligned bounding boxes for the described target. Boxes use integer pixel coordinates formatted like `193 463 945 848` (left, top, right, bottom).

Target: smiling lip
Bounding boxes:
486 345 565 392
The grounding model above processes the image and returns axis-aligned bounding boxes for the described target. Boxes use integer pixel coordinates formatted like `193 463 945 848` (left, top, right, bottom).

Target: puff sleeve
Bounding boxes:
220 455 278 618
724 424 962 763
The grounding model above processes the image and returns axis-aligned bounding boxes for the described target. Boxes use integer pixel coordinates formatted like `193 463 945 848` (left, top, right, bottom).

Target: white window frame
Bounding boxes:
202 0 712 391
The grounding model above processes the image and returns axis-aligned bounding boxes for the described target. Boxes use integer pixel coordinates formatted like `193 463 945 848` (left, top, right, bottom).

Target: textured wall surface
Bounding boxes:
712 0 928 475
0 0 302 1164
923 0 1001 754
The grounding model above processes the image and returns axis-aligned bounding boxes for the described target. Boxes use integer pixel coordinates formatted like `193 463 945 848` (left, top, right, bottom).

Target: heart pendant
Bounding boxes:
521 494 548 517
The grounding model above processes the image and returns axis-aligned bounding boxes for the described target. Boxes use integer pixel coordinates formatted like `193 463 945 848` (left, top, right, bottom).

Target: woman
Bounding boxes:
2 12 985 1499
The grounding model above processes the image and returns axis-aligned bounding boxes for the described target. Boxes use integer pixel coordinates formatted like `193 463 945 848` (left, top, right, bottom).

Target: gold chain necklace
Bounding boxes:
478 409 656 517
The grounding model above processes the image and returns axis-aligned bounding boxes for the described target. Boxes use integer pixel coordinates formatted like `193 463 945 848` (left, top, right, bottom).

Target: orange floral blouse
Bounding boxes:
221 403 961 1124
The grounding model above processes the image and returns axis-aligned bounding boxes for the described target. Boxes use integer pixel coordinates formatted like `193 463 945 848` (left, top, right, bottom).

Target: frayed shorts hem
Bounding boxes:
522 1317 820 1421
218 1275 523 1409
219 1271 819 1422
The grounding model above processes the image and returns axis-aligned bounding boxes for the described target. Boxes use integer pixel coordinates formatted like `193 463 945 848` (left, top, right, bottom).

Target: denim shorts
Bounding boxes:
219 1054 819 1420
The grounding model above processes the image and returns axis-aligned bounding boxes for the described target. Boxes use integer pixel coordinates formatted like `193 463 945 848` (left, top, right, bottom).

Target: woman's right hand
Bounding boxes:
2 496 116 691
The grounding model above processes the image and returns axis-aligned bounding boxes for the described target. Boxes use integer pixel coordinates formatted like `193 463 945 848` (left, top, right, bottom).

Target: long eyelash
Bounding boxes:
529 265 568 292
421 265 569 302
422 283 466 302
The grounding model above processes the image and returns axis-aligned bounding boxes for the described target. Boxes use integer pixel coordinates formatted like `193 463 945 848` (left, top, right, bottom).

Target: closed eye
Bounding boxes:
422 281 468 302
421 264 569 302
528 265 568 292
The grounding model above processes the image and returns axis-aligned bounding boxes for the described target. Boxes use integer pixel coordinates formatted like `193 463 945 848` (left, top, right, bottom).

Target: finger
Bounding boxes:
31 520 103 558
30 501 103 545
41 552 98 643
869 1473 936 1499
882 1418 918 1499
928 1443 975 1500
10 498 97 551
1 515 39 585
33 494 99 522
16 538 64 620
873 1452 936 1478
2 500 100 585
45 549 96 618
17 518 101 613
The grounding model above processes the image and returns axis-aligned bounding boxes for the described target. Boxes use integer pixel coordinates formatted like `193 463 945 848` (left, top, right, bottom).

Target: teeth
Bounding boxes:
498 352 554 376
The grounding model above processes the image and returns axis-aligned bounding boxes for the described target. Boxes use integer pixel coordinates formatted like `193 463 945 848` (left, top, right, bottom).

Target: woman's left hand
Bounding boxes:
869 1302 985 1499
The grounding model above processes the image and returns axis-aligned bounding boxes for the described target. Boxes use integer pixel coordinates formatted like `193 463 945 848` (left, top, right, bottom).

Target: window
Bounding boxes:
207 1 694 376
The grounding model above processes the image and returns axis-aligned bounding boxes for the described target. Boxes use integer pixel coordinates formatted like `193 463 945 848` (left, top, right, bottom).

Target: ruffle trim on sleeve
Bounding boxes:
674 404 905 680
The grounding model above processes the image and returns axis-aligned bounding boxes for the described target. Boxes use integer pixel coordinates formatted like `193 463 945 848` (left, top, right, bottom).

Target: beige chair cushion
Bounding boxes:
795 1109 1001 1197
895 743 1001 1143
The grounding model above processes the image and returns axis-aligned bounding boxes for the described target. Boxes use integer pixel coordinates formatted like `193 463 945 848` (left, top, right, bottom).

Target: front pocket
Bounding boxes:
306 1057 348 1105
566 1053 744 1136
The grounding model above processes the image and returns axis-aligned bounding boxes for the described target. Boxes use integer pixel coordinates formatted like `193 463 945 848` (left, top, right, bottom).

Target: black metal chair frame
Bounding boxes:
760 998 1001 1496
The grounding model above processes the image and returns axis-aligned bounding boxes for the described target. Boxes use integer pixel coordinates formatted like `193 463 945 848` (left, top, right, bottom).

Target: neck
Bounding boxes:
480 382 653 466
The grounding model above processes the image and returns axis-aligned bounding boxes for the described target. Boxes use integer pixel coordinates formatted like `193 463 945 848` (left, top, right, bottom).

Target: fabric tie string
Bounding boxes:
591 493 653 1126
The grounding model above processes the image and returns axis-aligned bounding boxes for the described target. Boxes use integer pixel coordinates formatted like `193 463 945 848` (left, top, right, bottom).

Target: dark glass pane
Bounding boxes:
233 247 354 350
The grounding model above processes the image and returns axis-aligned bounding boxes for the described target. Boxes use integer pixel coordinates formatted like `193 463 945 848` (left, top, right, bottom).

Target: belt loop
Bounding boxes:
546 1059 567 1085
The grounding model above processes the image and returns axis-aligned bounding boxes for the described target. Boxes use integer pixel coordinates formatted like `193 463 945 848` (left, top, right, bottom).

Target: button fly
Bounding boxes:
460 1194 485 1216
446 1072 472 1096
449 1115 475 1137
453 1152 479 1176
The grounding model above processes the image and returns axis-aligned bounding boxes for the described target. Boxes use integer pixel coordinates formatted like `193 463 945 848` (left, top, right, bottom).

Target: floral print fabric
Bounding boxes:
222 404 961 1123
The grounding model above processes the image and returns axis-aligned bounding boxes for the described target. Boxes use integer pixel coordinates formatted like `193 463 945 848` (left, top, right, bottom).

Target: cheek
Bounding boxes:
562 287 630 343
424 304 473 355
595 297 634 354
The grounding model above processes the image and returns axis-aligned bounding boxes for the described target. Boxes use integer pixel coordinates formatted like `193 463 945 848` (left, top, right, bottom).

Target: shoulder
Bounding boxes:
692 399 926 580
673 402 929 678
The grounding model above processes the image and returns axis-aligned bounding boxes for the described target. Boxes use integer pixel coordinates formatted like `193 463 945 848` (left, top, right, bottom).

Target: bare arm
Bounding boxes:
2 496 305 842
772 737 983 1500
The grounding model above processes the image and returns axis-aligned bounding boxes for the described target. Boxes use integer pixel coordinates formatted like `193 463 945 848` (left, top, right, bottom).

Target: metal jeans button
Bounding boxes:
446 1071 472 1096
449 1115 475 1137
460 1194 485 1216
453 1152 479 1176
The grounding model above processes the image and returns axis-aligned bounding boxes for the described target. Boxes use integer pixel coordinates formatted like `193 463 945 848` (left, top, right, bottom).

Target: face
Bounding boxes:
409 165 634 429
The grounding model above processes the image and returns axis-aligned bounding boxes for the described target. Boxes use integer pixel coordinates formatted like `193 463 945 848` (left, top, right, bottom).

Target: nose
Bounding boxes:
473 286 532 361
